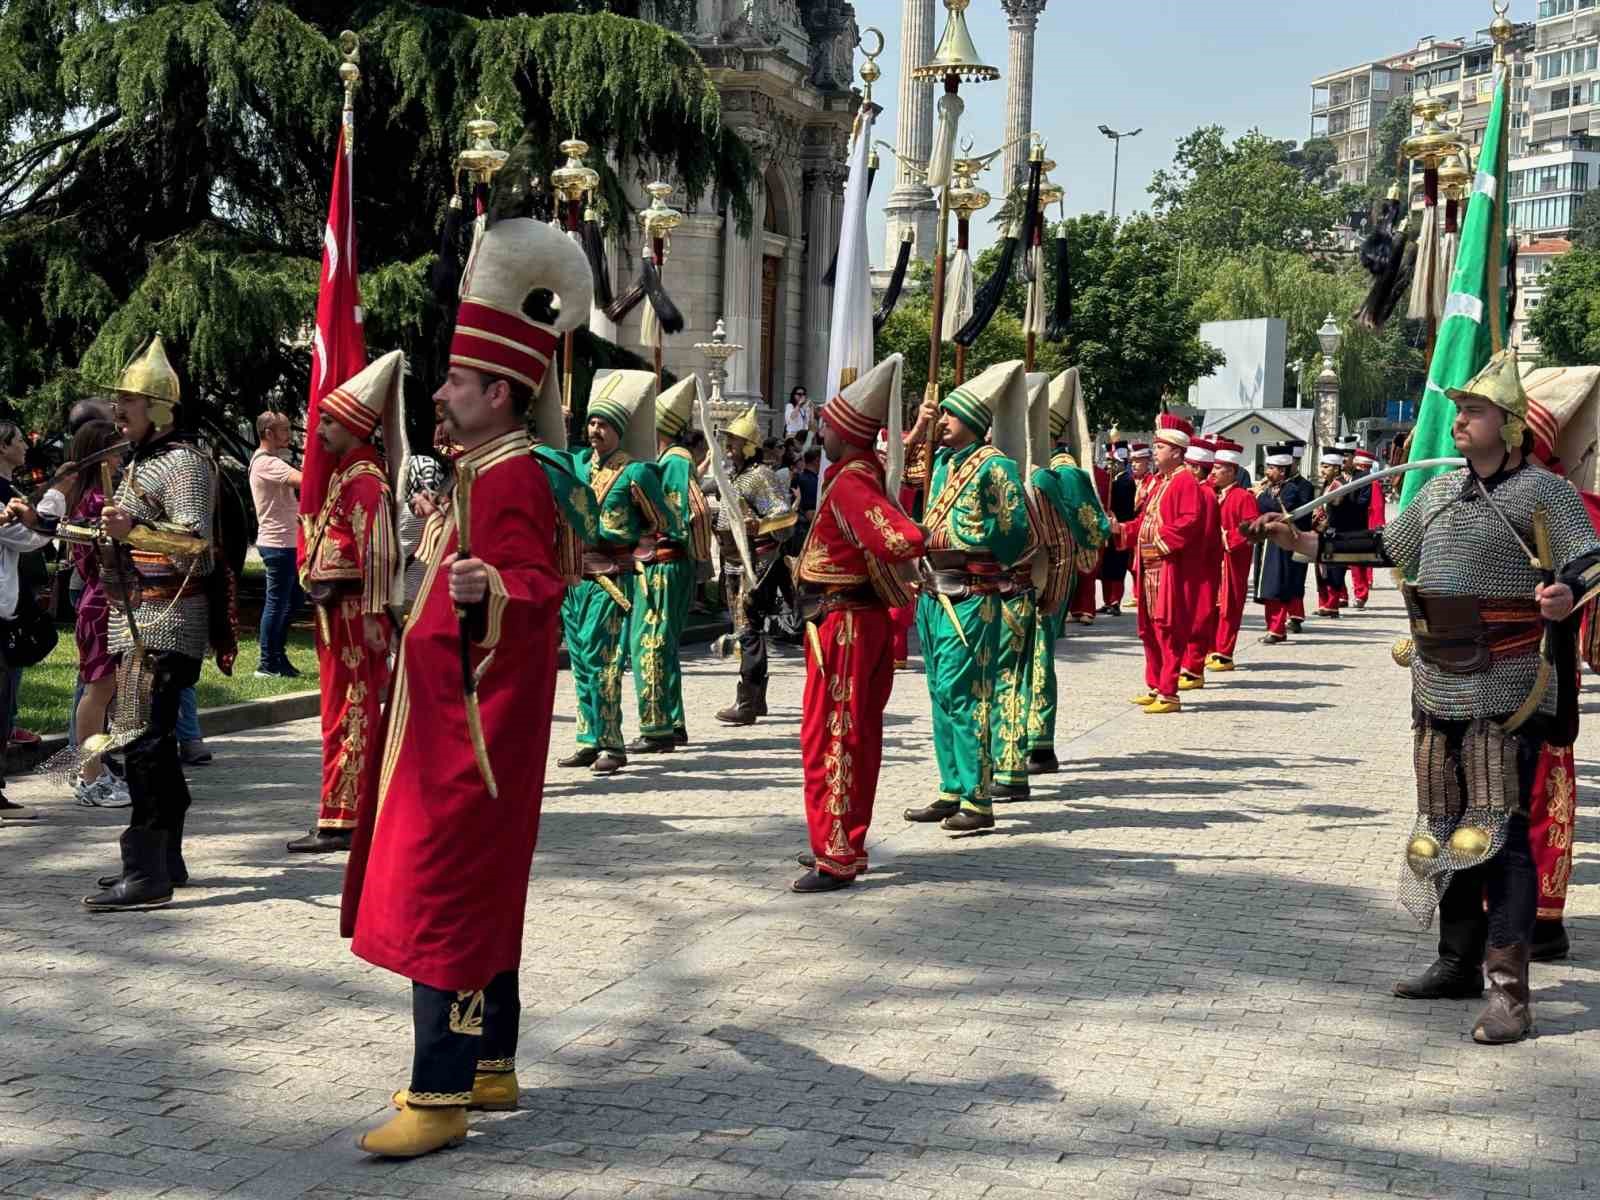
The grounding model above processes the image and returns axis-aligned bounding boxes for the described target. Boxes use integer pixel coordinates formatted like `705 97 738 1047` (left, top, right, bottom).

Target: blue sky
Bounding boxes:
852 0 1514 263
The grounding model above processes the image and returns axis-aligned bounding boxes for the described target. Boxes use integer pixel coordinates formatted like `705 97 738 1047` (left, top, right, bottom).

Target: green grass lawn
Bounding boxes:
16 624 319 737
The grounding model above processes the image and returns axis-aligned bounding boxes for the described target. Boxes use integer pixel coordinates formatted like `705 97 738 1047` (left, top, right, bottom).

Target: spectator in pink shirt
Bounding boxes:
249 412 303 678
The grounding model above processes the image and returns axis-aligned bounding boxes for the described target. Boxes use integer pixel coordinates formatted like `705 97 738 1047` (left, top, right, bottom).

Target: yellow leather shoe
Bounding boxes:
393 1071 519 1112
358 1102 467 1158
1177 674 1204 691
1206 655 1235 672
1130 692 1158 706
1144 697 1182 715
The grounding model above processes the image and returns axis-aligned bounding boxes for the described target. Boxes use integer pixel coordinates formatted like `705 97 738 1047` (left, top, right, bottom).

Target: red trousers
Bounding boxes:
1350 565 1372 603
1528 743 1576 920
1264 600 1290 636
803 606 895 878
888 603 914 665
1290 597 1305 619
314 598 392 830
1181 606 1217 675
1069 573 1098 619
1101 575 1126 607
1212 552 1251 659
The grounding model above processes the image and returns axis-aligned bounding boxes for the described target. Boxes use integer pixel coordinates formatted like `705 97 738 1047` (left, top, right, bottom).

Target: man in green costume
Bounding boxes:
1026 369 1112 775
903 361 1033 832
986 373 1070 802
627 375 712 753
557 370 678 775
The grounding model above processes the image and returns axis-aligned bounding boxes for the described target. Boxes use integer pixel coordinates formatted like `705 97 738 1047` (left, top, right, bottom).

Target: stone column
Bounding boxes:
1001 0 1047 193
802 164 841 405
723 127 773 408
882 0 937 267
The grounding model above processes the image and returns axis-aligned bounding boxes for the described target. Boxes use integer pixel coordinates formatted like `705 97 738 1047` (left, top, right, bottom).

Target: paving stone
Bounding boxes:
1 585 1595 1198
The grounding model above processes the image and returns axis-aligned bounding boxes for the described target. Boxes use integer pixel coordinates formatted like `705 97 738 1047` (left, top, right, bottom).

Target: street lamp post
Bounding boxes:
1315 312 1343 456
1288 358 1304 409
1098 124 1141 220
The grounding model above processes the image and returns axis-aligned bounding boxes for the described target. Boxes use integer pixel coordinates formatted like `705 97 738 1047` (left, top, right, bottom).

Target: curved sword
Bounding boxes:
694 387 757 588
1285 457 1466 522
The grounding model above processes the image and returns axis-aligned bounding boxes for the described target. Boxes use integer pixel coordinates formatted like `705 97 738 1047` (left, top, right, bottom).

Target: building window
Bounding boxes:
1373 68 1391 91
1352 100 1370 129
1466 50 1493 77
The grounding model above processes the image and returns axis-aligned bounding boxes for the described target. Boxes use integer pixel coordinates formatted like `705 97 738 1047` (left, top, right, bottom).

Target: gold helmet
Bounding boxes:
1446 348 1528 452
724 404 761 449
116 334 181 427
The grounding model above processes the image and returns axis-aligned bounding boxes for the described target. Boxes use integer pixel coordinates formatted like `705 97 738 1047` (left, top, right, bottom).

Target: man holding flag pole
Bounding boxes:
1250 7 1600 1046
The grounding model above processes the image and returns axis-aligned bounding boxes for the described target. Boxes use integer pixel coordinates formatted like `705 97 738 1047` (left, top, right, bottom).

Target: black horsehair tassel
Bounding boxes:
954 157 1043 348
427 195 465 310
1045 226 1071 342
640 253 684 335
581 216 614 309
1354 191 1413 331
873 232 913 335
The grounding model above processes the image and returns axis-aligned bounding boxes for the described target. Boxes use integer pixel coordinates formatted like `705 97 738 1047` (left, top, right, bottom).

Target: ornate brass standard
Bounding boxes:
640 181 683 388
944 148 990 386
912 0 999 467
551 137 600 415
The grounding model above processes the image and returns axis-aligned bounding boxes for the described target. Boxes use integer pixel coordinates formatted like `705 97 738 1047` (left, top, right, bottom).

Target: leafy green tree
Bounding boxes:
1528 247 1600 365
1569 188 1600 251
0 1 752 442
1148 127 1348 255
878 214 1224 432
1189 248 1426 421
1368 95 1412 204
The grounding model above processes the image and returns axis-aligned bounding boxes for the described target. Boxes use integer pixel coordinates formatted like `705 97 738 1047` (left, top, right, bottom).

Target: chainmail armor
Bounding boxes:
106 442 214 659
1379 466 1599 720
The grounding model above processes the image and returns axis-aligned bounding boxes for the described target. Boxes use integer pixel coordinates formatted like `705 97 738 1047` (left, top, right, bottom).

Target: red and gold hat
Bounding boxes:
1184 436 1215 465
323 350 403 440
1212 437 1246 467
822 355 903 450
1153 413 1192 449
1129 441 1151 460
449 217 591 398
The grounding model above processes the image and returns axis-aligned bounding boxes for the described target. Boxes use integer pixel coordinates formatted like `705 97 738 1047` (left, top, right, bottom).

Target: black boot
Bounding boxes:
1531 918 1569 963
1026 749 1059 775
1473 943 1535 1044
903 799 959 823
287 828 353 854
715 704 757 726
625 736 674 754
84 829 173 911
942 809 995 832
989 780 1030 800
673 727 688 746
790 869 852 894
1394 910 1486 999
558 747 600 768
167 812 189 885
591 750 627 775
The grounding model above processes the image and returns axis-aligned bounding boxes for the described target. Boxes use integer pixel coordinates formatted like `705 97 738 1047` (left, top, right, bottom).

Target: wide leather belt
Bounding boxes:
634 537 685 565
926 550 999 573
799 583 878 621
582 546 636 579
1403 587 1541 674
929 568 1003 598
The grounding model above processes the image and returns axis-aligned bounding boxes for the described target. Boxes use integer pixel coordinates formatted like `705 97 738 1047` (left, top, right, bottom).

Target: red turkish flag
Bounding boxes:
297 121 367 563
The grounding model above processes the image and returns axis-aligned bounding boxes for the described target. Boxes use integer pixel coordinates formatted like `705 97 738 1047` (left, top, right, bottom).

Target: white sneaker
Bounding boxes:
99 775 132 808
74 777 104 807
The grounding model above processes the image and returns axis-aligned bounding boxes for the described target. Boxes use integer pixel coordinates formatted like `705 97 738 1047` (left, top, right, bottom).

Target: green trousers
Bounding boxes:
990 591 1038 789
1026 605 1067 754
916 591 1001 814
562 579 628 752
631 558 693 741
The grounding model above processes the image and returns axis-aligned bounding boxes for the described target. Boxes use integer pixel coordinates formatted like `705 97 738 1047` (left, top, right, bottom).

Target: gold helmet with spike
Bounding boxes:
724 404 761 449
116 333 181 427
1446 348 1528 452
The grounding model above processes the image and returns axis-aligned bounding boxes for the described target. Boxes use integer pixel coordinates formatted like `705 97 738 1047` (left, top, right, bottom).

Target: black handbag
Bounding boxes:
0 583 59 668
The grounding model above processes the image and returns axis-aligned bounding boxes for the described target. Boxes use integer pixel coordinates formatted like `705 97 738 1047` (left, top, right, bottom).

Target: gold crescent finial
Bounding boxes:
858 26 885 61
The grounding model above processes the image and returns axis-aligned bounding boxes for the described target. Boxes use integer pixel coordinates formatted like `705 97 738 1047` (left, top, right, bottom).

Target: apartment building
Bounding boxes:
1508 140 1600 235
1510 236 1574 354
1310 44 1447 186
1529 0 1600 145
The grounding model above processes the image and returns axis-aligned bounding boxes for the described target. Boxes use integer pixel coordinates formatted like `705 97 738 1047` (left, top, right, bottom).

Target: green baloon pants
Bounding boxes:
916 591 1001 814
562 579 629 752
632 558 693 741
1026 605 1068 754
990 591 1038 790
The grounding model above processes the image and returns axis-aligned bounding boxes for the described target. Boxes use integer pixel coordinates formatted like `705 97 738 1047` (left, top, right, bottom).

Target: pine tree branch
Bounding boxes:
0 110 122 218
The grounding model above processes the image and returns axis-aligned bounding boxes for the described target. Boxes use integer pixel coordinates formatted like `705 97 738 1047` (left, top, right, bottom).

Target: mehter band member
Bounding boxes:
291 351 404 853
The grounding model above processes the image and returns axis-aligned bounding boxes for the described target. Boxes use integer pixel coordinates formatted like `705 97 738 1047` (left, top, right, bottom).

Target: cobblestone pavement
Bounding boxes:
3 579 1598 1200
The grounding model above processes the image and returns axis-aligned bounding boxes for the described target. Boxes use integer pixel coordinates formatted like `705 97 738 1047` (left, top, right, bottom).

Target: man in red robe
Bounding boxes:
1205 437 1259 672
791 356 926 892
341 215 590 1158
1348 447 1385 608
290 351 403 854
1178 436 1222 690
1116 415 1208 714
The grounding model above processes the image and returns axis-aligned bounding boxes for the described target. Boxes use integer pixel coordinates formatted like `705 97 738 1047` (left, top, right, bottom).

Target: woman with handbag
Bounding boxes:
0 421 54 822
